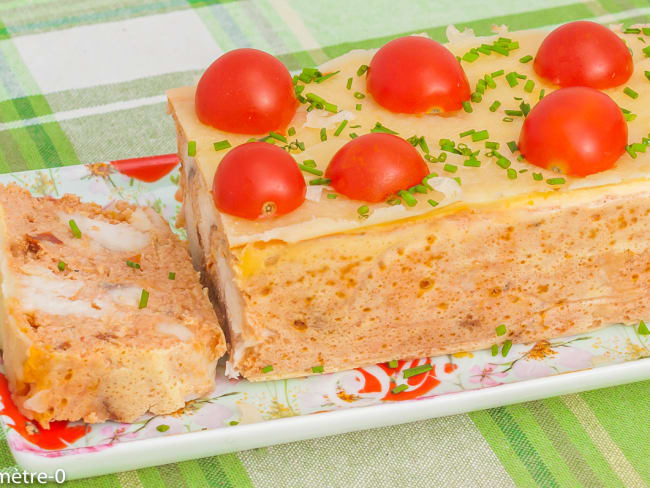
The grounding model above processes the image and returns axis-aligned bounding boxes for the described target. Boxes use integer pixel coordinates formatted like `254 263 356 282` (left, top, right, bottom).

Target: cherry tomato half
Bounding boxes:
534 21 633 89
325 133 429 202
212 142 305 219
196 49 297 134
366 36 471 114
518 87 627 177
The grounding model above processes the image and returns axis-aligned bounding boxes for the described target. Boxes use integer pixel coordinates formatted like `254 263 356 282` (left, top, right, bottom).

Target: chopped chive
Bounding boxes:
520 101 530 116
443 163 458 173
314 70 339 83
187 140 196 157
462 101 473 113
261 365 273 374
491 69 504 77
484 74 496 89
644 27 650 35
68 219 82 238
353 92 365 99
502 117 514 122
303 159 317 167
309 177 331 186
312 365 324 373
507 168 517 179
323 102 338 113
631 143 647 153
334 119 348 136
126 260 141 269
491 344 499 356
288 127 296 136
507 141 518 153
213 140 231 151
320 128 327 141
371 122 398 135
297 141 305 151
495 324 507 336
533 172 543 181
349 125 361 129
644 45 650 57
515 73 527 79
524 80 535 93
471 130 489 142
398 190 417 207
156 425 170 432
623 87 639 99
477 46 492 55
547 177 566 186
646 71 650 82
355 103 362 111
298 164 323 176
57 261 66 271
501 339 513 356
496 157 511 169
357 205 369 218
391 384 409 394
485 141 499 150
419 137 430 154
506 72 518 87
626 145 637 159
489 100 501 112
460 129 475 138
505 109 523 116
357 64 368 76
349 132 358 138
519 54 533 63
269 131 287 143
229 421 239 426
139 289 149 309
463 159 481 167
403 363 433 378
427 199 439 207
624 113 637 122
346 77 353 89
624 28 641 34
639 320 650 335
539 88 545 100
437 152 447 162
462 51 480 62
168 272 176 280
409 184 428 194
327 193 337 199
386 197 402 206
388 360 399 368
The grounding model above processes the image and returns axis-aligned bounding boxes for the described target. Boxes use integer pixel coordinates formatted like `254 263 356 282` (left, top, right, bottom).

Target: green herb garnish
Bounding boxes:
139 289 149 309
68 219 82 239
213 140 231 151
168 272 175 280
126 260 141 269
403 364 433 378
501 340 513 356
58 261 66 271
261 365 273 374
312 365 324 373
187 141 196 156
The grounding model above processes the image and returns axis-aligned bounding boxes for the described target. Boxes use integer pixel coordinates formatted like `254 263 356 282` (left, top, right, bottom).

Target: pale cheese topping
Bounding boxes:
167 25 650 247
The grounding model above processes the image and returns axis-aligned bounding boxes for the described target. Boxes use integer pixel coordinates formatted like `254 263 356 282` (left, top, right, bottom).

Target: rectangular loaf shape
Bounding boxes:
167 25 650 380
0 184 226 425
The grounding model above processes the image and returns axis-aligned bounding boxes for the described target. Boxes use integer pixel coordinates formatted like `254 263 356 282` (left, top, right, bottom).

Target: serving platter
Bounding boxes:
1 163 649 480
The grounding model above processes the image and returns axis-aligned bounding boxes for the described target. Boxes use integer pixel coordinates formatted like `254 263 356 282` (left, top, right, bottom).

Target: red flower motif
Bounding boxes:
0 375 88 450
356 358 441 402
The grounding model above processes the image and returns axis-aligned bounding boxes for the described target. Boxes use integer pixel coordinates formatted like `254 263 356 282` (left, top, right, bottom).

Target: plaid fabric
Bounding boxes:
1 0 649 486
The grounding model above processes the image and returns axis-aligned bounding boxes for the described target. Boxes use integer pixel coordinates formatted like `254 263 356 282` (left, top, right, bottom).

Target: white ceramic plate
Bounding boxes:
1 165 649 480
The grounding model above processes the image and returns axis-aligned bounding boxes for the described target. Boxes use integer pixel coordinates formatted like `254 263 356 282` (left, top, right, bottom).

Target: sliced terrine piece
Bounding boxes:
0 184 226 426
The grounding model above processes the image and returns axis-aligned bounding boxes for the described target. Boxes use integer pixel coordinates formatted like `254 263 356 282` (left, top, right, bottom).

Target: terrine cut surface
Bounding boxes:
0 184 226 425
167 25 650 380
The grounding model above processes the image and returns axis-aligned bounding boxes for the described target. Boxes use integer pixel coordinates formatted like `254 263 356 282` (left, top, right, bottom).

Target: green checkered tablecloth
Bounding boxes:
1 0 649 486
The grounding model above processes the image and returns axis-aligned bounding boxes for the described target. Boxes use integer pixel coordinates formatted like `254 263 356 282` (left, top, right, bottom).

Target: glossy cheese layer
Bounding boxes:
167 25 650 247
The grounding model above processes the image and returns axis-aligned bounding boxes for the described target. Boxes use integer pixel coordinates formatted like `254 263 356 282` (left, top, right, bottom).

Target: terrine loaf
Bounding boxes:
167 24 650 381
0 184 226 425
